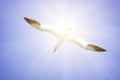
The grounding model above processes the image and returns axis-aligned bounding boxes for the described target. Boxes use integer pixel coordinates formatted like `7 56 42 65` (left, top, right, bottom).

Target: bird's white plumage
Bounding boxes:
24 17 106 53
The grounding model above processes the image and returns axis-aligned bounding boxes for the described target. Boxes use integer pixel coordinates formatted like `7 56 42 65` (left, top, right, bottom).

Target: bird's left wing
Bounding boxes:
24 17 60 38
67 36 106 52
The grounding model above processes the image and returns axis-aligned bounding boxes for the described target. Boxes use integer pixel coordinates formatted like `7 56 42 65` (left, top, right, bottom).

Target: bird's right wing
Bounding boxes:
24 17 60 38
67 36 106 52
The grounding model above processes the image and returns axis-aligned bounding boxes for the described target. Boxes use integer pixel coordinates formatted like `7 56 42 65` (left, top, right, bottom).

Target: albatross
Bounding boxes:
24 17 106 53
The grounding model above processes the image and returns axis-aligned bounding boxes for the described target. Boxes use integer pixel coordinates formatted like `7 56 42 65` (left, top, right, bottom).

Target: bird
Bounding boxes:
24 17 106 53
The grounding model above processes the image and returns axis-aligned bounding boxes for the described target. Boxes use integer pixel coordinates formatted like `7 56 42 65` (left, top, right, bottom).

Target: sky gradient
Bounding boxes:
0 0 120 80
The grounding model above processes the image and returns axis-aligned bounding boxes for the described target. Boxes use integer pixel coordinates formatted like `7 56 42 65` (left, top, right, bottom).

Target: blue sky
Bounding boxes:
0 0 120 80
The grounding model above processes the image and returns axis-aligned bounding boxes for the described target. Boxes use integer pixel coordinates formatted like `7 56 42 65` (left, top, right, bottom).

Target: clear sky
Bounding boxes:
0 0 120 80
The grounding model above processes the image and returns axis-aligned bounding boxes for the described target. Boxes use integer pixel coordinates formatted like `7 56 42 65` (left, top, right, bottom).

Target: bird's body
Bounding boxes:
24 17 106 53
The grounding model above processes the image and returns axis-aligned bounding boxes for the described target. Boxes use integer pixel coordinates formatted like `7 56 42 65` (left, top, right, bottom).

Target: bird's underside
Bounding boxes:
24 17 106 53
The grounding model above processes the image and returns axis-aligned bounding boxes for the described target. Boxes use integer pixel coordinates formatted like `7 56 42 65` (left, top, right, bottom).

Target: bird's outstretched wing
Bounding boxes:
24 17 60 38
68 36 106 52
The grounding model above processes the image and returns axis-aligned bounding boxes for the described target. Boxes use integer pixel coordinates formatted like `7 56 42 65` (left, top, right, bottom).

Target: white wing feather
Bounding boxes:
24 17 60 38
68 36 106 52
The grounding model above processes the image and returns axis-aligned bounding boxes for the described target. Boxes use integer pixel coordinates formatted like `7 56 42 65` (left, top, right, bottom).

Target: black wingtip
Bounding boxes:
23 17 27 19
87 44 106 52
23 17 41 26
23 17 31 24
23 17 28 20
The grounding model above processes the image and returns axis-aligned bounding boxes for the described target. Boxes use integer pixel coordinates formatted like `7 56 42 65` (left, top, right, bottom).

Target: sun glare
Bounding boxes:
22 0 111 79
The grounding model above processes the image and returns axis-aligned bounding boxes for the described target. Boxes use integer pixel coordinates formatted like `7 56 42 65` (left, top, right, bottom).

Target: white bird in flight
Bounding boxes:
24 17 106 53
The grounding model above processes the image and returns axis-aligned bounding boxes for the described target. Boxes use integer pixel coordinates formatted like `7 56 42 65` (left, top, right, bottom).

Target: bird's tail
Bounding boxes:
53 47 57 53
53 39 65 53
